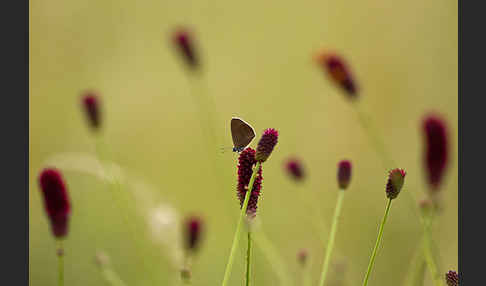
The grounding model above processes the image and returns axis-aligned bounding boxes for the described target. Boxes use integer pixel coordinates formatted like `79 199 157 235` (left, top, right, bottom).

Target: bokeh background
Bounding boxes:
29 0 457 285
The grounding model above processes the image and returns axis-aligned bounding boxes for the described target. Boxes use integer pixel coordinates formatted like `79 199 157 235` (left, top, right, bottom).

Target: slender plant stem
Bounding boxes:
353 104 395 169
102 268 128 286
57 239 64 286
252 228 291 286
94 136 153 284
222 162 261 286
246 231 253 286
422 214 443 286
362 199 393 286
319 190 345 286
303 262 312 286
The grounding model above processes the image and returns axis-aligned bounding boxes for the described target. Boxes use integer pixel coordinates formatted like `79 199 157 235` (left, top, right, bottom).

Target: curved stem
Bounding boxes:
423 222 443 286
222 162 261 286
319 190 345 286
362 199 392 286
57 239 64 286
252 229 291 286
246 231 253 286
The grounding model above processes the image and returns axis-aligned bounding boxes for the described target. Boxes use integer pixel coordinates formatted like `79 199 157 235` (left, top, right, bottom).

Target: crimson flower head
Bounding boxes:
38 168 71 238
314 51 358 98
297 248 308 267
422 114 449 191
237 148 263 217
445 270 458 286
81 90 101 130
255 128 279 163
184 215 203 252
386 168 406 200
173 27 199 70
337 160 352 190
284 157 305 181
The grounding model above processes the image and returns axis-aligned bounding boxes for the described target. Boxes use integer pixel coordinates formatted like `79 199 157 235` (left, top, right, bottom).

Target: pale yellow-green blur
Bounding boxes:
30 0 457 285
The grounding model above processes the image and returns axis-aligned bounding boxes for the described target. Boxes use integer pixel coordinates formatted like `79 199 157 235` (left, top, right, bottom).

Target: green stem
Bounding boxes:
353 104 395 169
252 229 291 286
102 268 128 286
319 190 345 286
57 239 64 286
222 162 261 286
423 224 442 286
362 199 393 286
302 263 312 286
246 231 253 286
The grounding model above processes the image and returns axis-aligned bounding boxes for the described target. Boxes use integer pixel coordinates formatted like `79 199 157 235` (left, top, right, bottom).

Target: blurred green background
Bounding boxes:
30 0 457 285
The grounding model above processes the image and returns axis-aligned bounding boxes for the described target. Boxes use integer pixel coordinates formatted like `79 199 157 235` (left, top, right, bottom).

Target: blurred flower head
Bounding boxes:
81 90 101 131
284 157 305 182
386 168 406 200
38 168 71 238
255 128 279 163
184 215 204 253
173 27 199 70
422 114 449 191
445 270 458 286
337 160 352 190
314 51 358 98
297 248 308 267
237 148 263 217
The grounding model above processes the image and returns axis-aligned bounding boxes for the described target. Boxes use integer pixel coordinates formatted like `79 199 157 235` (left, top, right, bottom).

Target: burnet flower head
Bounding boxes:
237 148 263 218
422 114 449 191
184 215 204 253
38 168 71 238
314 50 358 99
385 168 406 200
284 157 305 182
81 90 102 131
173 27 199 70
445 270 458 286
337 160 352 190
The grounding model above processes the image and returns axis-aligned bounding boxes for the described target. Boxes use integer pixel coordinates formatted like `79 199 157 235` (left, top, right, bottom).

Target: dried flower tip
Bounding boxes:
337 160 352 190
314 51 358 98
38 168 71 238
284 158 305 181
418 198 434 217
423 114 449 191
184 216 203 252
297 248 308 266
445 270 458 286
255 128 279 163
95 251 110 267
81 91 101 130
181 267 192 281
237 148 263 217
385 168 406 200
173 28 198 69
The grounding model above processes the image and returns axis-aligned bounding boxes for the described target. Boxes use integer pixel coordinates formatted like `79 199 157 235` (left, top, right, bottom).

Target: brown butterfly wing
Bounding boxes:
231 118 256 149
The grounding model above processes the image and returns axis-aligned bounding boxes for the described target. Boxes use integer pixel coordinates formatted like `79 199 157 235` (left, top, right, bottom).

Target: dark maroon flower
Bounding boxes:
385 168 406 200
184 216 203 252
297 248 308 266
255 128 279 163
422 115 449 191
445 270 458 286
314 51 358 98
173 28 198 69
337 160 352 190
38 168 71 238
284 158 305 181
81 91 101 130
237 148 263 217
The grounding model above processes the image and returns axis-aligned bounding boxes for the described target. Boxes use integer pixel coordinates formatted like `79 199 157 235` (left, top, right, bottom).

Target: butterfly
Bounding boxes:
230 117 256 152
